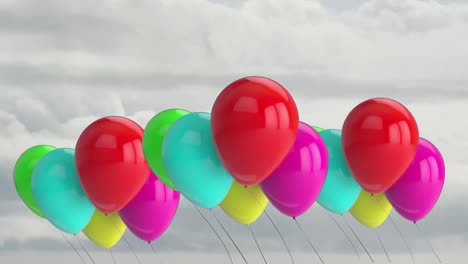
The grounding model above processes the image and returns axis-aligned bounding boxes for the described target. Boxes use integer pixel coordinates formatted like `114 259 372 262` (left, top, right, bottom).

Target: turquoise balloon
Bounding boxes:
162 112 234 208
317 129 361 214
32 148 95 234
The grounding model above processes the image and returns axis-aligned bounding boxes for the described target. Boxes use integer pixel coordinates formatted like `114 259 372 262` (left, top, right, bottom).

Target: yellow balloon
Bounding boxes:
83 210 127 249
220 182 269 225
349 191 392 229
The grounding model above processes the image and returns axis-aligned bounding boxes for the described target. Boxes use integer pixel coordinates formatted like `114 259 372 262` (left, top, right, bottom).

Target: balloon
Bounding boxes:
162 112 234 208
317 129 361 214
220 182 268 225
350 191 392 228
211 76 299 186
75 116 150 214
385 138 445 223
120 172 179 242
260 122 328 218
342 98 419 194
32 148 95 234
14 145 56 218
83 210 126 249
143 108 190 190
312 126 324 132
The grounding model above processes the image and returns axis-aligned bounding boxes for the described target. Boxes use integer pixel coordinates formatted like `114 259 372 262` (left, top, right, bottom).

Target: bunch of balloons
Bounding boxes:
13 76 445 251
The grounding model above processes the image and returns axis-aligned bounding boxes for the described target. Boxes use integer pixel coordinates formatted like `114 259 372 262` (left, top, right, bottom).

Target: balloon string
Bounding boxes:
211 209 250 264
108 219 142 264
342 215 374 263
244 187 295 264
368 198 392 263
193 205 234 264
415 222 442 263
294 218 325 264
109 248 117 264
263 210 296 264
248 225 269 264
121 234 143 264
150 242 157 255
61 233 87 264
149 243 164 264
375 228 391 263
388 215 415 263
75 235 96 264
328 213 360 261
373 196 414 263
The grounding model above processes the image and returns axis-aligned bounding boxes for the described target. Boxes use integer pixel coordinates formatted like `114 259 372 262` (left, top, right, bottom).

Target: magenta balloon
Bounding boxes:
260 122 328 218
385 138 445 223
119 172 180 243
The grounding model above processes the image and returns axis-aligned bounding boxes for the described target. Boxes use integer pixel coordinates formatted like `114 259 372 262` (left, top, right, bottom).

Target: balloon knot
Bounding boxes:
413 221 417 224
148 241 151 244
244 185 247 188
293 216 296 220
371 193 374 196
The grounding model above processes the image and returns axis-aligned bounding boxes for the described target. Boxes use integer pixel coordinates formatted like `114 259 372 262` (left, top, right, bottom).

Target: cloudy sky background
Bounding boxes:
1 0 467 263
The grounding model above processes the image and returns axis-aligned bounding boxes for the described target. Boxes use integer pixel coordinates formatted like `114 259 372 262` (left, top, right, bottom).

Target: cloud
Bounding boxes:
0 0 467 257
1 0 468 97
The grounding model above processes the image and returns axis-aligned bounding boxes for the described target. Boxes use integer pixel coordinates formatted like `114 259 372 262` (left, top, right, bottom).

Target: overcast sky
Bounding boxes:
1 0 467 263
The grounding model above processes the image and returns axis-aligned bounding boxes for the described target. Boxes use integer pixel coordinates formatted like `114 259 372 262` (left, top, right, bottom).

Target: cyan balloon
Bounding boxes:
162 112 234 208
317 129 361 214
32 148 95 234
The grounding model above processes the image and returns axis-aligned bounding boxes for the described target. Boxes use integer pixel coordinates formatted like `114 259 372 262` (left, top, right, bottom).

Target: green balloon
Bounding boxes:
312 126 324 132
143 108 190 190
14 145 56 218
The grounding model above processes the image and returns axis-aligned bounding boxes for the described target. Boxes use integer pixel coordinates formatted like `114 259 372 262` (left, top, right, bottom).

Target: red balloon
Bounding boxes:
342 98 419 194
211 76 299 186
75 116 150 214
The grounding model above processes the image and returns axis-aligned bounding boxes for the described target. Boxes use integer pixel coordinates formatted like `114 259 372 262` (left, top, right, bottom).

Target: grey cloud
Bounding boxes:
0 164 16 202
0 10 127 37
0 0 467 259
3 69 468 119
0 1 131 53
2 197 466 255
1 0 468 98
0 237 68 252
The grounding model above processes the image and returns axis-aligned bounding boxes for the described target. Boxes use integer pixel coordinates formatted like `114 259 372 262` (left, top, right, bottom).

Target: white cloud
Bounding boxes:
0 0 468 93
0 0 467 256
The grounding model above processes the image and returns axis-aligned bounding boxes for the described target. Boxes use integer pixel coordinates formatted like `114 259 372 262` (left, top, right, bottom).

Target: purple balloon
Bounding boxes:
385 138 445 223
119 172 180 243
260 122 328 218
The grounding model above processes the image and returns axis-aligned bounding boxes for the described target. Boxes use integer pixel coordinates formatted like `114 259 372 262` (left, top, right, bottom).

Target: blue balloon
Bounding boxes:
317 129 361 214
162 112 234 208
32 148 95 234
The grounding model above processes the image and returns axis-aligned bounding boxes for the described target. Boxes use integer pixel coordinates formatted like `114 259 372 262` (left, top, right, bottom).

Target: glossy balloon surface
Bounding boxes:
342 98 419 194
32 148 95 234
120 173 179 242
261 122 328 218
76 116 150 214
14 145 56 218
211 76 299 186
220 182 268 225
143 108 190 190
162 112 233 208
83 210 126 249
385 138 445 222
350 191 392 229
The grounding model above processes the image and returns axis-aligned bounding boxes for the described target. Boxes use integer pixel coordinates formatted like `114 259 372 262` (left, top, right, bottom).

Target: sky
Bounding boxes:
1 0 467 263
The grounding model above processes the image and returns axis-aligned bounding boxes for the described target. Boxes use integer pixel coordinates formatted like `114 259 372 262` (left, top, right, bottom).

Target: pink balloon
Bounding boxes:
119 172 180 243
385 138 445 223
260 122 328 218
